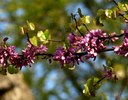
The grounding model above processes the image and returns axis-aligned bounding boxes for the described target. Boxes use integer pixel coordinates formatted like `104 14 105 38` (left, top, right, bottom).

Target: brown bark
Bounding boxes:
0 72 34 100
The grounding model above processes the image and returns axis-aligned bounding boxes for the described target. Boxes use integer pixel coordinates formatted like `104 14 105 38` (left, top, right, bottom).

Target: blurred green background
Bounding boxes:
0 0 128 100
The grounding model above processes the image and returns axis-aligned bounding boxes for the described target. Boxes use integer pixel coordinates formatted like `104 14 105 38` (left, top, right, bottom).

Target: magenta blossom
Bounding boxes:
68 29 107 60
0 42 47 68
53 47 75 67
114 37 128 57
113 22 128 57
103 67 113 79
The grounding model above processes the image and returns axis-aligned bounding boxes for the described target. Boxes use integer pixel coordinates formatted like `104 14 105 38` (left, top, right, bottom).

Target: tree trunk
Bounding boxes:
0 72 34 100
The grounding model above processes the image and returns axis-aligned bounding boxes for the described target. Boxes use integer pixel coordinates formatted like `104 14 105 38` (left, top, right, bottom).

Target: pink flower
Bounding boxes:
1 42 48 68
104 67 113 79
113 33 128 57
53 47 75 67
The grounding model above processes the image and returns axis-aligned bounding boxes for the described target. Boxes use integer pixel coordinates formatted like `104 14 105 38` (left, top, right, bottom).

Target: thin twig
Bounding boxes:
99 48 114 53
71 13 84 37
77 10 90 32
72 47 115 59
83 24 90 32
36 53 53 57
48 39 64 42
99 34 124 40
93 77 106 87
35 47 114 59
112 0 118 6
26 33 31 43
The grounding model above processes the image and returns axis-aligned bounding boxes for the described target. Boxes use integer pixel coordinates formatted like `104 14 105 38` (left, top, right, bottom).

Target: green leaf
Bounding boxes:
30 36 38 46
124 14 128 19
87 77 101 91
97 9 105 18
37 31 45 40
112 10 117 19
105 9 113 18
44 29 50 40
37 30 50 44
95 17 104 26
63 42 67 49
87 77 99 89
68 65 75 70
111 7 120 19
63 64 76 70
120 17 125 22
83 77 101 97
27 21 35 30
81 16 91 24
83 84 90 96
20 26 28 34
118 2 128 12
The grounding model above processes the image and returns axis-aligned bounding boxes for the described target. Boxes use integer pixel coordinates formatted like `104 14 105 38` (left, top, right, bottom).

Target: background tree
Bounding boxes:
0 0 128 100
0 72 34 100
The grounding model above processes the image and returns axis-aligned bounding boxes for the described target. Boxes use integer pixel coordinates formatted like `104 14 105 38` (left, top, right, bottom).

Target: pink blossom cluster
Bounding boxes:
113 22 128 57
103 67 113 79
114 37 128 57
53 47 76 67
0 42 47 68
0 27 126 71
68 30 107 58
53 29 109 67
81 30 107 59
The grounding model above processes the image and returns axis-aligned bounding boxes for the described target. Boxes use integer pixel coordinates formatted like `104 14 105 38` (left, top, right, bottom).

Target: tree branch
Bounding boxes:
71 13 84 37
